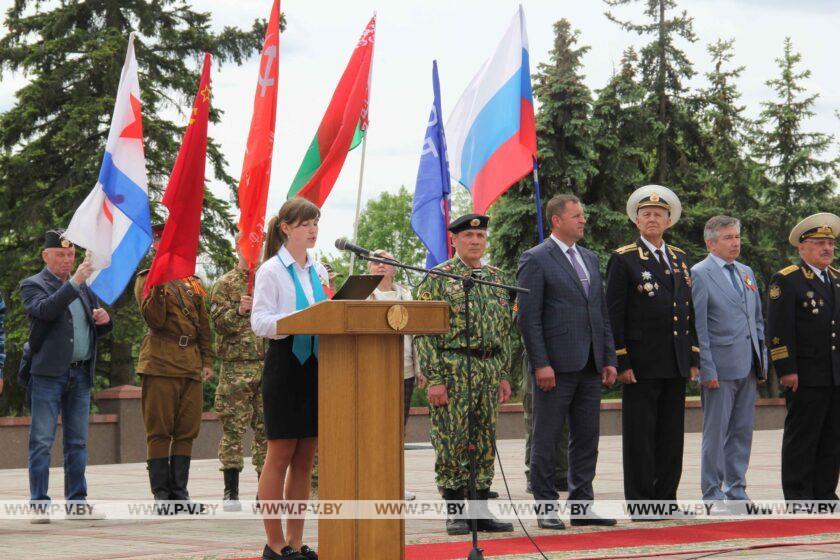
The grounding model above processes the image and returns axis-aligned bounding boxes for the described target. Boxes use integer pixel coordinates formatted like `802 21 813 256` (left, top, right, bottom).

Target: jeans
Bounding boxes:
28 366 91 503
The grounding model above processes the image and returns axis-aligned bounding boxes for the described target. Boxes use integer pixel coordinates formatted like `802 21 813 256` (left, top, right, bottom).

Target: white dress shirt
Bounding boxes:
251 245 329 340
640 236 672 270
806 262 831 283
550 234 590 283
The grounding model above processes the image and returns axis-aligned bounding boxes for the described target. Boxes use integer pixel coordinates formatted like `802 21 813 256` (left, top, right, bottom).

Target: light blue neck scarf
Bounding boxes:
279 253 327 364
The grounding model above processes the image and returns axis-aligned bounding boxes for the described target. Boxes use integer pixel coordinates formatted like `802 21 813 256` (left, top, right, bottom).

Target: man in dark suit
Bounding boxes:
19 230 112 522
767 213 840 501
606 185 699 508
517 194 618 530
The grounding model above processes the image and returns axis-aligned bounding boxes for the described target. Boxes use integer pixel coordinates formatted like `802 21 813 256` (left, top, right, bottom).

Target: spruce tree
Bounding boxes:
588 47 653 255
696 39 766 259
754 37 836 218
604 0 710 256
0 1 266 408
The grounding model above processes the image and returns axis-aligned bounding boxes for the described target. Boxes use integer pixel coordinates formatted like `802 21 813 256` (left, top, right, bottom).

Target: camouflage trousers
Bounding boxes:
523 390 569 482
214 360 266 473
430 383 499 491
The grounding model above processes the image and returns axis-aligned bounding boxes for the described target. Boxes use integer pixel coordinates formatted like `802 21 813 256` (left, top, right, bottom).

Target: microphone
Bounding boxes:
334 238 374 257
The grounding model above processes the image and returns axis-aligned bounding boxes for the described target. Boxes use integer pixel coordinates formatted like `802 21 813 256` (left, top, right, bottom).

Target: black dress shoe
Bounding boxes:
537 515 566 530
570 515 617 527
299 544 318 559
487 489 499 499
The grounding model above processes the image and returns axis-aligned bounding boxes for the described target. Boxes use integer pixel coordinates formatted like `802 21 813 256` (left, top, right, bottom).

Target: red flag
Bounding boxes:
237 0 281 274
143 53 211 298
286 16 375 207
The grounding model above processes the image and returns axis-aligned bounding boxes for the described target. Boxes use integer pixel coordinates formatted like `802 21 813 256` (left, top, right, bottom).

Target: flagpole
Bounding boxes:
349 13 377 276
349 134 368 275
533 157 544 243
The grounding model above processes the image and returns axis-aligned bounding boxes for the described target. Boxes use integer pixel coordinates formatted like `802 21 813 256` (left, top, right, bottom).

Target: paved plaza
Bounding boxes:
1 430 840 559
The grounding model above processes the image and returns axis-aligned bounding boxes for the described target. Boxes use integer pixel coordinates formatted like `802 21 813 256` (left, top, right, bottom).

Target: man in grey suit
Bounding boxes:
517 194 618 530
691 216 766 507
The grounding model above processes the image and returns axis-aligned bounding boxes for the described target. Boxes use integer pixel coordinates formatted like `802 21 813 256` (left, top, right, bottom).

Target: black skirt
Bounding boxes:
262 337 318 440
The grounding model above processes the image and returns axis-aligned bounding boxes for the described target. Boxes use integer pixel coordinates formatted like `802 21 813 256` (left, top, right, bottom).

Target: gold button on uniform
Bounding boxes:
673 331 678 336
673 316 678 321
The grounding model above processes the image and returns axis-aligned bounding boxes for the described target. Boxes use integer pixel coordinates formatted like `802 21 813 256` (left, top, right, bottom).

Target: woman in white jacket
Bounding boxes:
367 249 426 500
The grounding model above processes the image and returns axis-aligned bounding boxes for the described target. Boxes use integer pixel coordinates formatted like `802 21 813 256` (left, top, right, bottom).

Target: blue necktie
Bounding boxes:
724 263 744 298
285 261 327 364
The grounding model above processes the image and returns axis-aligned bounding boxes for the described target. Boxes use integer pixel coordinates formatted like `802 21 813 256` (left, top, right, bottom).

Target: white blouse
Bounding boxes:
251 245 330 340
369 284 420 380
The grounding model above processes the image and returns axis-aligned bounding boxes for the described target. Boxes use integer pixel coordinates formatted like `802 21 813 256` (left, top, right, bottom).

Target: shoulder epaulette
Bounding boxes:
779 265 799 276
668 245 686 255
614 244 636 254
830 265 840 274
136 269 149 276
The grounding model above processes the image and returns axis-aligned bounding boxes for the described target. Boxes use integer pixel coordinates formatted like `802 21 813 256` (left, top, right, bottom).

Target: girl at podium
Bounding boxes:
251 198 328 560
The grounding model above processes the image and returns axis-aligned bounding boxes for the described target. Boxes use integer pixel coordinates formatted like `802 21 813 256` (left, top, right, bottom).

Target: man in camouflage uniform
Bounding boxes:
415 213 515 535
210 252 266 511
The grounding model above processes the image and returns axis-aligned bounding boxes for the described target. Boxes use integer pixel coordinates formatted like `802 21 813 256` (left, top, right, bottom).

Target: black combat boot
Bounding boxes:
147 457 172 515
443 487 470 535
169 455 206 514
472 488 513 532
223 468 241 512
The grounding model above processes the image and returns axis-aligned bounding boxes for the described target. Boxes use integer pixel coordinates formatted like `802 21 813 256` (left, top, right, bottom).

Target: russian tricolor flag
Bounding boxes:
64 34 152 305
446 5 537 214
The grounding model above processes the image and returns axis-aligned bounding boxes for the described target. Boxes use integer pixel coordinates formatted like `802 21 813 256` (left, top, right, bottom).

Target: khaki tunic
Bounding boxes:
134 272 213 380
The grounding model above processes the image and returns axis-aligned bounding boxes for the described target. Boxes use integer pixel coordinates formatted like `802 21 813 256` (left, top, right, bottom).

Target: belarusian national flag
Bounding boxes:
286 15 375 207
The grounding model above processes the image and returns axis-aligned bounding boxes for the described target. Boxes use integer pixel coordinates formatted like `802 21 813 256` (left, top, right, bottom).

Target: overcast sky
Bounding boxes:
2 0 839 258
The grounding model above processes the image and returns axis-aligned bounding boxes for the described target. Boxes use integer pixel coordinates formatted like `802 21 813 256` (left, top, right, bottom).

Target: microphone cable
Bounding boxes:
492 438 550 560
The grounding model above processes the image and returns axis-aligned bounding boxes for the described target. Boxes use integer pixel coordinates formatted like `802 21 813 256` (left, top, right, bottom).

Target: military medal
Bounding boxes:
641 271 652 281
743 274 757 292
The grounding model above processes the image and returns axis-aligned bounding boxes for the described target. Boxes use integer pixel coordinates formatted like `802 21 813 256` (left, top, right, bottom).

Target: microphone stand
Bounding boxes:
352 252 527 560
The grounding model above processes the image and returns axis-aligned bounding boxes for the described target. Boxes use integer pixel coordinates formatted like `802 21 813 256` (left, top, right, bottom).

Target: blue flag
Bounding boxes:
411 61 452 269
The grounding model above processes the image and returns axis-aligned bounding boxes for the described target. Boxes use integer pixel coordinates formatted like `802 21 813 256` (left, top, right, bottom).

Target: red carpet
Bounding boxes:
404 519 840 559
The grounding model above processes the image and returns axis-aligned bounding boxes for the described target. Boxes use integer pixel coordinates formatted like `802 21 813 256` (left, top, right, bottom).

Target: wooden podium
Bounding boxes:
276 300 449 559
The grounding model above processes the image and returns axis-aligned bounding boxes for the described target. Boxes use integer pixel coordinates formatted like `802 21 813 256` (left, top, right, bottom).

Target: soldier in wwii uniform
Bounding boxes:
767 213 840 501
210 252 267 511
414 214 514 535
135 223 214 511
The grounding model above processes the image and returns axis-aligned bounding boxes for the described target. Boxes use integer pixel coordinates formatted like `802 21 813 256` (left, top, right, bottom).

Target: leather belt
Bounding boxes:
69 360 90 369
150 329 196 348
446 348 499 360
